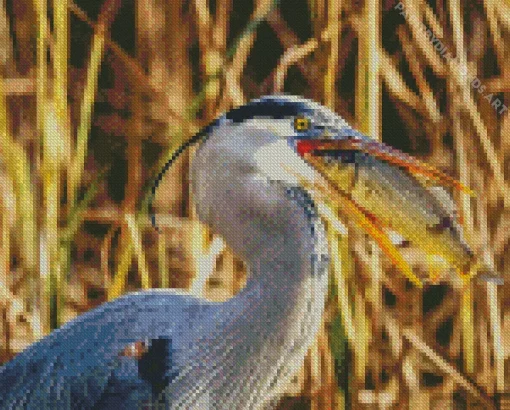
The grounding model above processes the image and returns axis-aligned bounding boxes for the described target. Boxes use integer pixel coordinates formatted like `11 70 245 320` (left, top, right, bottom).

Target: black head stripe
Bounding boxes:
150 98 314 231
225 100 310 123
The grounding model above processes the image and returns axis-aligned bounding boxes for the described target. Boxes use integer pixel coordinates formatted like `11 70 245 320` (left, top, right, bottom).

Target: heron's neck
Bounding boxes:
223 187 330 344
205 191 330 406
240 243 326 303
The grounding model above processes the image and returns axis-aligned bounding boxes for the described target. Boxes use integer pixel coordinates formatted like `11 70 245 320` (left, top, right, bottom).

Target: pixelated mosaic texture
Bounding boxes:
0 0 508 409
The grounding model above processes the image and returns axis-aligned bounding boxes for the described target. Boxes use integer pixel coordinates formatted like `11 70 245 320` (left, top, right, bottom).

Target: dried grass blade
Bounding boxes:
34 0 48 132
53 0 70 165
461 281 475 374
125 214 150 290
108 240 133 301
403 328 496 410
0 78 37 273
69 12 108 204
158 233 168 288
327 228 356 345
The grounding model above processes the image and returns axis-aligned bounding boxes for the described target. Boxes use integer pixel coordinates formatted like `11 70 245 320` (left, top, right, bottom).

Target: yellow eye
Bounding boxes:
294 116 311 132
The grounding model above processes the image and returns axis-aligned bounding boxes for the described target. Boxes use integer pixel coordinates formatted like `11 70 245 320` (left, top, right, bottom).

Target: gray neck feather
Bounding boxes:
172 188 330 409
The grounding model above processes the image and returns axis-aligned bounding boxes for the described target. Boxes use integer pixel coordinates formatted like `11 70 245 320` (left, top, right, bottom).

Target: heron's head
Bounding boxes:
194 95 369 189
186 95 485 282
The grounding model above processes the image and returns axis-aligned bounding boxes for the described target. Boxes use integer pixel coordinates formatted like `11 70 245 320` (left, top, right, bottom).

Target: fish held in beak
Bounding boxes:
297 138 482 279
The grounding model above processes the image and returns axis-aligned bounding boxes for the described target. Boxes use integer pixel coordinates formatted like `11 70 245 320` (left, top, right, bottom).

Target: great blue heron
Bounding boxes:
0 95 482 409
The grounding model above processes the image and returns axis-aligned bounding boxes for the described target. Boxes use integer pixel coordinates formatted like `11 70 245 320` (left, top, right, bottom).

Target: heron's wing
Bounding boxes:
91 356 153 408
0 290 208 409
0 305 124 409
94 337 183 409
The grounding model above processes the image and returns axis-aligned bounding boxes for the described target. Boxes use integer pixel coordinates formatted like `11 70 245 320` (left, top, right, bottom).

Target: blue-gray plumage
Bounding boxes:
0 95 476 409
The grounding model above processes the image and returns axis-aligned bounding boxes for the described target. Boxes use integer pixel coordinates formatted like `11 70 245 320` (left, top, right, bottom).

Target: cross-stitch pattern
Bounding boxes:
0 1 507 409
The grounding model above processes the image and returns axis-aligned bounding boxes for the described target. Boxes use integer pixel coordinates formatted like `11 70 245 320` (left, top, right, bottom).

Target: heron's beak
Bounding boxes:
294 137 502 286
296 138 473 194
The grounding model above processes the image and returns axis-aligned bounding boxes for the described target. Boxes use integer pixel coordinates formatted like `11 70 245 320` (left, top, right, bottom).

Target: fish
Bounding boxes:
299 138 503 284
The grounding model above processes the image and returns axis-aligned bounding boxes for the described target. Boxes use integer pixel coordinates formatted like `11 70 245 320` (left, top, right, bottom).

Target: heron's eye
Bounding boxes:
294 116 311 132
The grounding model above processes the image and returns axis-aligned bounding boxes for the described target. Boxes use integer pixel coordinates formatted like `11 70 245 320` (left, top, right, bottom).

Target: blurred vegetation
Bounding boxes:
0 0 509 408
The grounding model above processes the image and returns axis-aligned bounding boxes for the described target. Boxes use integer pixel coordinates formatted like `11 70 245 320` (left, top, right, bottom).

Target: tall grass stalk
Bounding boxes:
108 241 133 301
68 12 107 205
125 214 150 290
0 78 37 288
52 0 70 164
324 0 340 109
449 0 476 376
34 0 47 133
